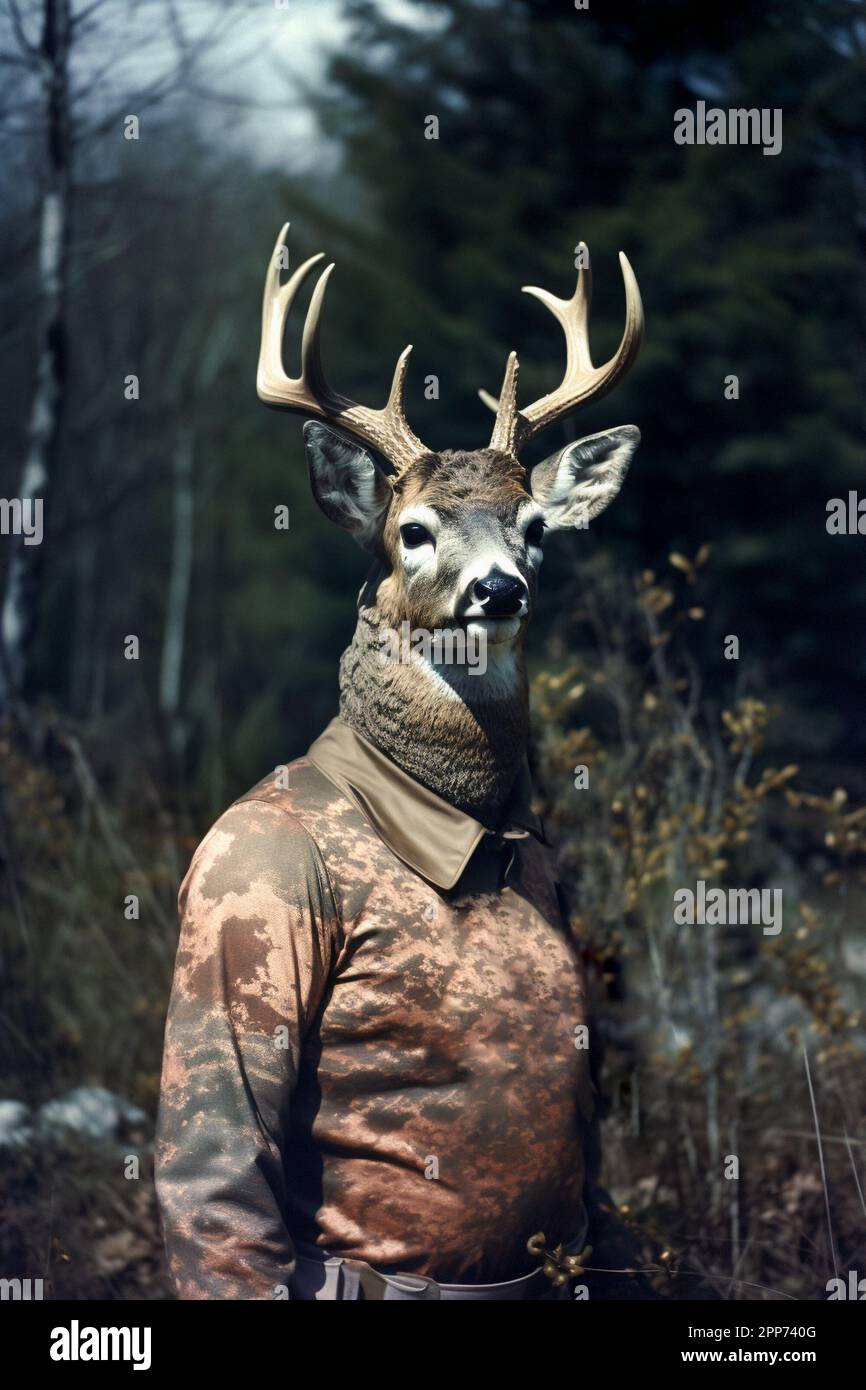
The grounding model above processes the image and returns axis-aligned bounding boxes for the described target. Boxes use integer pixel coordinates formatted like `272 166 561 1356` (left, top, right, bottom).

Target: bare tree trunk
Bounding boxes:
70 525 93 713
0 0 71 714
159 424 195 756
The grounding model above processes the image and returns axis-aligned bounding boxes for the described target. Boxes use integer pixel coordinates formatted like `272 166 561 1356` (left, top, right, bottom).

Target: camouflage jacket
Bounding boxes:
155 718 600 1298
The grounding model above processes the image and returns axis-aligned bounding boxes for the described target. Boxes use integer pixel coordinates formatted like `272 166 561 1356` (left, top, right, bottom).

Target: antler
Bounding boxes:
257 224 431 476
481 241 643 456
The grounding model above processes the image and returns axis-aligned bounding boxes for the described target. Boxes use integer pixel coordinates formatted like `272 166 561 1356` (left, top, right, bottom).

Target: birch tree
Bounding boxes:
0 0 71 713
0 0 247 717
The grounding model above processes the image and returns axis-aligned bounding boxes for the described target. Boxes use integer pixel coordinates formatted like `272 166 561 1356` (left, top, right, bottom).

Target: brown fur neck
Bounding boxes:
338 601 529 826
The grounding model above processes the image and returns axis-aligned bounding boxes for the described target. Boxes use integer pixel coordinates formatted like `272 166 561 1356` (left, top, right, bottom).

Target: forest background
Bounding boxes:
1 0 864 1300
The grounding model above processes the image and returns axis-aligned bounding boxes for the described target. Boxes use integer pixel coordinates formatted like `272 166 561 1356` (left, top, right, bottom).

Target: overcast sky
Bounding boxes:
172 0 353 169
0 1 422 169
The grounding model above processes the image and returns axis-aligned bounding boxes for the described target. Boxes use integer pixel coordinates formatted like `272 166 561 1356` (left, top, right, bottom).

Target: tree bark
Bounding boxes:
0 0 71 713
159 424 195 756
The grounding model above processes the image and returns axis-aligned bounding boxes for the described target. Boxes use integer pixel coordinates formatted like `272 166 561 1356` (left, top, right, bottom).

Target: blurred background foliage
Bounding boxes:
0 0 864 1299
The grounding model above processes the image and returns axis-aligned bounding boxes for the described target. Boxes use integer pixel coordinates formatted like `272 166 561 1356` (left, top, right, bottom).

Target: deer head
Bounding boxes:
257 224 643 661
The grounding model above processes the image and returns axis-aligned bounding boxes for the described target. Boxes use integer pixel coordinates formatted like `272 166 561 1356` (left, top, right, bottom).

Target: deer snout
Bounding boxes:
470 569 528 618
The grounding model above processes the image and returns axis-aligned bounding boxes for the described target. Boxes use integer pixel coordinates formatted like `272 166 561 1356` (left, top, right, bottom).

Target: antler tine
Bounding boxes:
523 240 594 377
300 259 338 405
257 223 327 411
519 247 643 443
257 223 431 476
489 352 520 456
481 244 643 455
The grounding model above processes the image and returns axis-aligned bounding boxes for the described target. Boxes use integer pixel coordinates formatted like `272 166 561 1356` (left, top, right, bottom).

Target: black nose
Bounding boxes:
472 569 527 617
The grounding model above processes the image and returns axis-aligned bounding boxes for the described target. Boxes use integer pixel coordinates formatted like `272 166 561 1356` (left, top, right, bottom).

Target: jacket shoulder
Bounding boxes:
234 756 384 903
177 765 339 920
233 755 347 824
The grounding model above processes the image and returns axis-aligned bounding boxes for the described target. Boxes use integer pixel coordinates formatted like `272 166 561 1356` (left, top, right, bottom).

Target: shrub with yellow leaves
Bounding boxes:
531 548 866 1300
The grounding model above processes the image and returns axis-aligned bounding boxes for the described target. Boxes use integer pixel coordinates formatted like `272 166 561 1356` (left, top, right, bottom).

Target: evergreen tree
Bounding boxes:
314 0 866 777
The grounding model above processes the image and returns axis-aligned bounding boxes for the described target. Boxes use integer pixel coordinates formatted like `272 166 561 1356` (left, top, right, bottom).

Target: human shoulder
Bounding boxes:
180 757 346 918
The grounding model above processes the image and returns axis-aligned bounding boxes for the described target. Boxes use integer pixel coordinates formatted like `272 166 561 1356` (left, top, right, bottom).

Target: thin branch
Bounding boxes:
843 1122 866 1220
5 0 40 60
802 1042 838 1282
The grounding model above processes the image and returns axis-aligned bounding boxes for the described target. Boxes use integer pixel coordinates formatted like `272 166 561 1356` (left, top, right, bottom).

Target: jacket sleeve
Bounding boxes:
155 797 341 1299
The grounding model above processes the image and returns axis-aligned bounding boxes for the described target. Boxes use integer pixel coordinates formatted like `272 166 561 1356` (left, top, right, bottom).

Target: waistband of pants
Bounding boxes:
289 1209 589 1302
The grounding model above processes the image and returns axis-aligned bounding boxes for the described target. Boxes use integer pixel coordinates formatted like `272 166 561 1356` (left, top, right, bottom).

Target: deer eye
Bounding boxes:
400 522 433 548
525 518 545 548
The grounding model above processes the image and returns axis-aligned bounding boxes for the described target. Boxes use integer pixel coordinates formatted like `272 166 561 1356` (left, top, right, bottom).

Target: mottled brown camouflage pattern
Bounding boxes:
156 743 597 1299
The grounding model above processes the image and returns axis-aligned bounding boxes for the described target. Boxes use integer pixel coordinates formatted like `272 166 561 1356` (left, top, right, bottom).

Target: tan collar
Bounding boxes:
307 717 545 891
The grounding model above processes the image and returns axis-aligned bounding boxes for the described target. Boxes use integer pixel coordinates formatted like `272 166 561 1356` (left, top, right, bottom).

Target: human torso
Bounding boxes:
246 759 594 1284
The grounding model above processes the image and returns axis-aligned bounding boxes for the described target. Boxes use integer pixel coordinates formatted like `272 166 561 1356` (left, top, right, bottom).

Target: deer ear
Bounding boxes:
303 421 392 547
530 425 640 531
